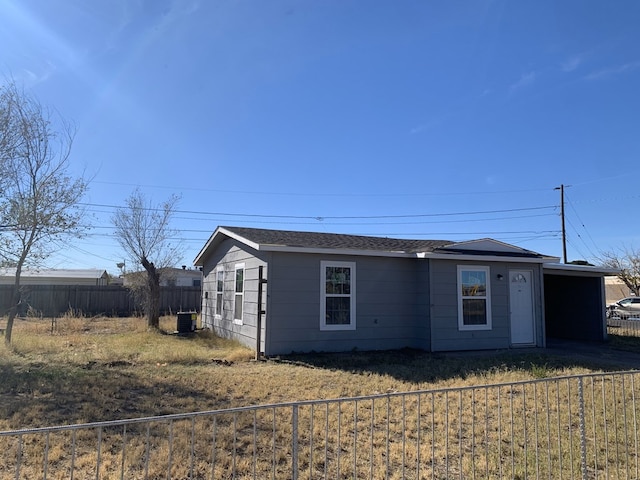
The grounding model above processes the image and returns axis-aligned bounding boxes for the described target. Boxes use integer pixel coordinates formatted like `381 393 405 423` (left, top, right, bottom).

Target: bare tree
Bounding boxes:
112 190 182 329
599 246 640 296
0 81 88 344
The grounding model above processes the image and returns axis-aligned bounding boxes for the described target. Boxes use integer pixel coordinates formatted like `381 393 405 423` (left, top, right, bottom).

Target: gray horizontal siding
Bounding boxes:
429 260 543 352
265 253 430 355
201 241 548 355
200 238 268 351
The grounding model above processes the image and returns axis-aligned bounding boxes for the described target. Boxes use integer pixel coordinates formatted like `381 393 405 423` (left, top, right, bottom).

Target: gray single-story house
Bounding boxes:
194 226 613 356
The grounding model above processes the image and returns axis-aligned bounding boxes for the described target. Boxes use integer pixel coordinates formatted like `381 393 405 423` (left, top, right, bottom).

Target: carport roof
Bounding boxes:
543 263 619 276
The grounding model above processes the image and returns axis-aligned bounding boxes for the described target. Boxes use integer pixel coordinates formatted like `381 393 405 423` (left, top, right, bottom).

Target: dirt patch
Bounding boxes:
545 339 640 370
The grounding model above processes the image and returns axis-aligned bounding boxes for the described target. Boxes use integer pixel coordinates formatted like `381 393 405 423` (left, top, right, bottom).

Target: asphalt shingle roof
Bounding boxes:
221 226 454 254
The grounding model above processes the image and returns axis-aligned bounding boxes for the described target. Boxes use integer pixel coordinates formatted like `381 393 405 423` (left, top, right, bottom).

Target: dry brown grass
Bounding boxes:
0 314 621 432
0 314 636 479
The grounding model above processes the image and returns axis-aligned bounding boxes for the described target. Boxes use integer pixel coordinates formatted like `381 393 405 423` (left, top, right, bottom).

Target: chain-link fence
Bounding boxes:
1 371 639 479
608 315 640 337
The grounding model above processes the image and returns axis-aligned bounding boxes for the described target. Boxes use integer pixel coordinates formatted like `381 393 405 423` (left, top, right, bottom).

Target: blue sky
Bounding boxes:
2 0 639 274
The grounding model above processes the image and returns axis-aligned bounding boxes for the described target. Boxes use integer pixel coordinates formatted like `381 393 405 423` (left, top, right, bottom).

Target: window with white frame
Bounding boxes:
215 267 224 317
234 263 245 324
320 261 356 331
457 266 492 330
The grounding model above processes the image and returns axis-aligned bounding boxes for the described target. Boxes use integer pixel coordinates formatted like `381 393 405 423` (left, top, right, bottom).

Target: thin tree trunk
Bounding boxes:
147 279 160 329
4 263 23 345
4 290 18 345
142 257 161 329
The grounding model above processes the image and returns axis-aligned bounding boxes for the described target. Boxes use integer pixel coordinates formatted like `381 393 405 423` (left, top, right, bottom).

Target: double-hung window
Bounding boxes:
234 263 245 325
320 261 356 331
215 267 224 317
457 266 492 330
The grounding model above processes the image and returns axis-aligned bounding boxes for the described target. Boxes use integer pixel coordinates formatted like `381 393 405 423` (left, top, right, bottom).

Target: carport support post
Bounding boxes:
255 266 267 360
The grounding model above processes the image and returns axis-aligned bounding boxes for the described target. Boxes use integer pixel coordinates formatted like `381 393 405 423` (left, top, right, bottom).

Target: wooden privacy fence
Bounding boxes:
0 285 201 317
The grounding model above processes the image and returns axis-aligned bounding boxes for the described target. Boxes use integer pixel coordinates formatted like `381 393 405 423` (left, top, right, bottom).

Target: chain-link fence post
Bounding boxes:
578 376 588 480
292 404 299 480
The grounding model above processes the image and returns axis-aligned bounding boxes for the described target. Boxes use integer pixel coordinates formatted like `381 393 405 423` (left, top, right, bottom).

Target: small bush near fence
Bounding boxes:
0 285 201 317
1 371 640 479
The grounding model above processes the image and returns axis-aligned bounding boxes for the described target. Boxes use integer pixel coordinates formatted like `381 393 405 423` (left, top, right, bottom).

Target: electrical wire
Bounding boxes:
565 192 601 257
79 201 557 220
566 237 591 263
565 217 599 260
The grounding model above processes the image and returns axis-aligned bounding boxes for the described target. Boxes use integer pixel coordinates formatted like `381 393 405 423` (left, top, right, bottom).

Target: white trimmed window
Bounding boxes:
457 266 492 331
320 261 356 331
215 267 224 318
233 263 245 325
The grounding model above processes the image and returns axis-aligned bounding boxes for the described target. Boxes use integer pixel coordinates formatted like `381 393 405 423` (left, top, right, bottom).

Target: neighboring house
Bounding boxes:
162 267 203 287
0 268 109 286
605 276 631 304
194 226 614 356
123 267 202 288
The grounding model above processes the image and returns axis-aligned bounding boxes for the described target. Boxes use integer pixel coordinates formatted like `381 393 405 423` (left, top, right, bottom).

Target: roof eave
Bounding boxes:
418 252 560 264
259 244 416 257
193 227 558 265
543 263 620 275
194 227 262 266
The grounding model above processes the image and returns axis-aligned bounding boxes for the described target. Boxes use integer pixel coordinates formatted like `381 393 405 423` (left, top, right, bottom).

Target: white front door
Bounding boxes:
509 270 535 345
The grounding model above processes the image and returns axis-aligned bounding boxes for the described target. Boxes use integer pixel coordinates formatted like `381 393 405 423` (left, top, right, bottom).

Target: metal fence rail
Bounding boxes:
608 317 640 337
1 371 639 479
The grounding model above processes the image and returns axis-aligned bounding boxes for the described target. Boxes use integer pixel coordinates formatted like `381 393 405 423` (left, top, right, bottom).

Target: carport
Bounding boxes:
543 264 616 342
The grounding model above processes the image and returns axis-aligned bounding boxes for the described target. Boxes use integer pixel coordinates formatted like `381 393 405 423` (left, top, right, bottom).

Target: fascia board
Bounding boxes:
193 227 259 266
543 263 620 275
194 227 265 266
259 245 415 257
418 252 560 264
193 234 215 266
193 226 224 266
218 227 261 251
259 245 558 261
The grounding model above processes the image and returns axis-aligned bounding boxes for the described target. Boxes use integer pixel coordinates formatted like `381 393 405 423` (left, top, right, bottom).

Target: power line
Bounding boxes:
565 217 599 260
82 211 559 230
79 202 557 221
566 237 590 263
564 192 601 257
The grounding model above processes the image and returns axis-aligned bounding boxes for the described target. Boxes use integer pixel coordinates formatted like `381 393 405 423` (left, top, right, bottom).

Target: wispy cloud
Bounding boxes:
561 55 582 73
585 61 640 81
509 71 536 93
19 61 56 86
1 1 81 83
409 119 441 135
410 124 432 135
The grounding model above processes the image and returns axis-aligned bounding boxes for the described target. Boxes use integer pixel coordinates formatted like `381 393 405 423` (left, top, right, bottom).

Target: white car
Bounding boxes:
607 297 640 319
